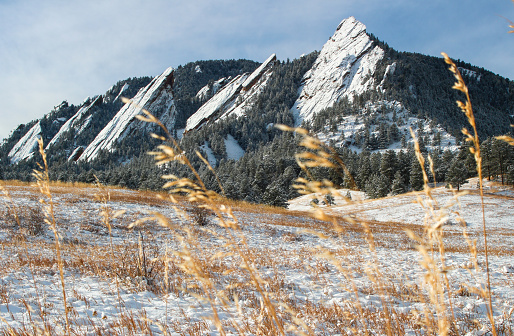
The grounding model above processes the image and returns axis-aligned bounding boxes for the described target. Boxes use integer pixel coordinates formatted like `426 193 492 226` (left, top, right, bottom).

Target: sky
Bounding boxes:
0 0 513 141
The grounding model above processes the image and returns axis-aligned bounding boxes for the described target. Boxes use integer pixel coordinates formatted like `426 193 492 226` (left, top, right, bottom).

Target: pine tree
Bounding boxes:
409 157 424 191
391 171 407 195
380 150 397 184
446 159 468 191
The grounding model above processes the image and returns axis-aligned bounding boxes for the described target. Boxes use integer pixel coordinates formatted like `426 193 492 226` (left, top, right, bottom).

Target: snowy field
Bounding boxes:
0 180 513 335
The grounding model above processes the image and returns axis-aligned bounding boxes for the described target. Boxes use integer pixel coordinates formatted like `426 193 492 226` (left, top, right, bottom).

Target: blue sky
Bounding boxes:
0 0 513 140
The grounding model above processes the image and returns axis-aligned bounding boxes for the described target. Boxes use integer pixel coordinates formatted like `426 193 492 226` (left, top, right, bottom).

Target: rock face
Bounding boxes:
185 54 277 132
79 67 176 161
195 77 230 101
45 96 102 150
8 122 42 164
291 16 384 123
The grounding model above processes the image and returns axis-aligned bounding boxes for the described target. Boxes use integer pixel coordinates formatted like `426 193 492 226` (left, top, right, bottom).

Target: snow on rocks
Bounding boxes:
292 16 385 124
195 77 231 101
45 96 102 150
79 67 176 161
186 74 248 132
185 54 276 132
8 122 42 164
113 83 130 102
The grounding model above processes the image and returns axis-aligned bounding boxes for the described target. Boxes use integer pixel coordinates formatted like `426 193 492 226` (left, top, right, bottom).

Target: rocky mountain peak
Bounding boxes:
292 17 384 123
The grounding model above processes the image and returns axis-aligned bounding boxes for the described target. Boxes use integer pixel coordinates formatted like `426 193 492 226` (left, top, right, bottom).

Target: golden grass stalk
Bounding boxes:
442 52 496 336
95 178 126 313
125 97 288 335
33 138 70 336
407 129 454 335
281 125 398 335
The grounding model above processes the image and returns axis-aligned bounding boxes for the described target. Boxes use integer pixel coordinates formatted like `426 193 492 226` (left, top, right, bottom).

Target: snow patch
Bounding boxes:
458 67 481 81
113 83 130 102
377 62 397 92
224 134 245 160
199 141 217 166
195 77 229 101
242 54 276 90
46 96 101 150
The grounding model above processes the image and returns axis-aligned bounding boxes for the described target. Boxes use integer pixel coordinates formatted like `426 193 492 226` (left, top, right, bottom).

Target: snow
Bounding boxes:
113 83 130 102
0 181 513 334
8 122 42 164
288 179 512 231
175 128 185 140
224 134 245 160
242 54 276 90
195 65 202 73
221 65 274 119
195 77 229 101
377 62 397 92
46 96 101 150
458 67 481 81
79 67 176 161
291 16 385 124
185 74 248 132
314 99 458 153
186 54 276 132
195 84 210 100
199 141 217 166
68 146 84 162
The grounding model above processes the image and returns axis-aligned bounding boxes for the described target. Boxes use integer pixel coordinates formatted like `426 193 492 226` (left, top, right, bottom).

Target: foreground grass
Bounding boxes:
1 179 513 335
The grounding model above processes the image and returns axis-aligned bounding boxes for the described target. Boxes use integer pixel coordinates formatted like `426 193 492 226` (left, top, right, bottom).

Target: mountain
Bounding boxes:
292 16 385 123
1 17 513 202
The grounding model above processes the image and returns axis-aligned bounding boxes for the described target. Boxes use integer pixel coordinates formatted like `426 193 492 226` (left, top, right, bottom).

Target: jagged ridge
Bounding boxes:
79 67 176 161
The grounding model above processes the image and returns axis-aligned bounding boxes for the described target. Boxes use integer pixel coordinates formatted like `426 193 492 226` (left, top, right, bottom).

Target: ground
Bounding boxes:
0 178 513 335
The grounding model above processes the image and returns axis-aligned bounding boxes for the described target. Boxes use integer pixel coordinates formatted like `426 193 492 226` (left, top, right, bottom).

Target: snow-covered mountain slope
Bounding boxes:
292 16 384 123
45 96 102 150
315 100 458 153
185 54 277 132
79 67 176 161
8 122 42 164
